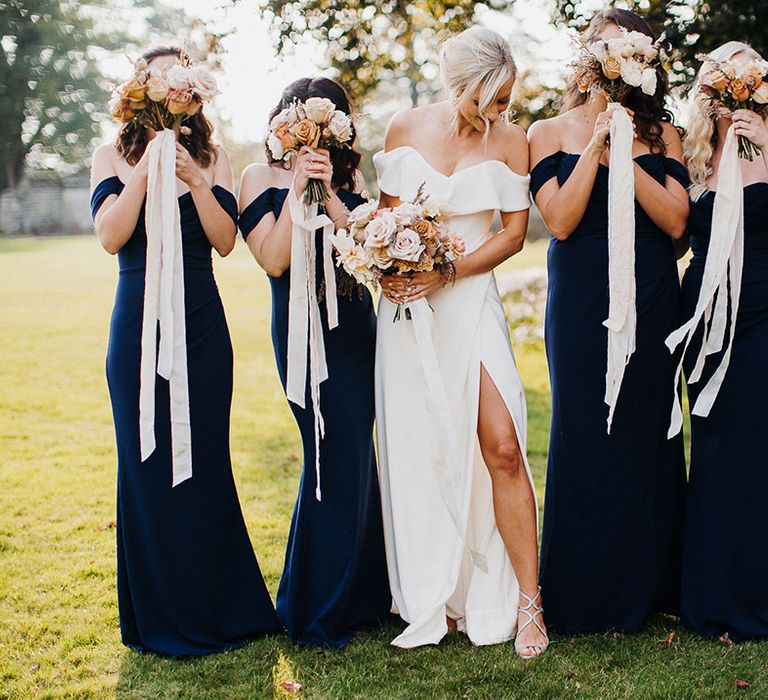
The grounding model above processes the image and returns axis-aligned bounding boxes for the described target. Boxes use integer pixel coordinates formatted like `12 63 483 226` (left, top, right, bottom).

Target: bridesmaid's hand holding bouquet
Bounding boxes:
267 98 354 205
698 56 768 159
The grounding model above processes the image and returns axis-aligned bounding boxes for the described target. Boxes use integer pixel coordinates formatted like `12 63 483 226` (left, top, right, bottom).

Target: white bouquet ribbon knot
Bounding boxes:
285 188 339 501
603 103 637 433
139 129 192 486
665 124 744 437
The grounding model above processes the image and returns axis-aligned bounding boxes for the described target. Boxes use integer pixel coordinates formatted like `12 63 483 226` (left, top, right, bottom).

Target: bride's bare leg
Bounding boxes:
477 364 547 656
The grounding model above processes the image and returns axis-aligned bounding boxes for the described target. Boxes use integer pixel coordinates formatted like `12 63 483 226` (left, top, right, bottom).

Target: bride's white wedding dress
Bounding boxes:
373 145 538 648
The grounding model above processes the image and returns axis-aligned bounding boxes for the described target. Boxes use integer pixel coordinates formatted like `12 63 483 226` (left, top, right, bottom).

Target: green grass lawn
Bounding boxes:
0 236 764 699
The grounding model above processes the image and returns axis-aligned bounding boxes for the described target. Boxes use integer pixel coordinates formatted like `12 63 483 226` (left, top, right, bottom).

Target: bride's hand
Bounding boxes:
381 269 445 304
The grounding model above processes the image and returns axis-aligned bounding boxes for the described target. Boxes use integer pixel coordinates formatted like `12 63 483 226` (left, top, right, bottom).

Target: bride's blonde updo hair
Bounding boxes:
685 41 765 201
439 26 516 135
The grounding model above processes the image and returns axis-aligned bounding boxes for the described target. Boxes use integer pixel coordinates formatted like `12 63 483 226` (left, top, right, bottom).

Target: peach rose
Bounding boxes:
292 119 321 147
167 89 197 115
120 76 147 108
109 94 135 123
274 122 298 150
602 56 622 81
729 78 750 103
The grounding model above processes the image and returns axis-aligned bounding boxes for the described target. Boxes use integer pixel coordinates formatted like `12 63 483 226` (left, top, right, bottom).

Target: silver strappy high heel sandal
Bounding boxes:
515 586 549 659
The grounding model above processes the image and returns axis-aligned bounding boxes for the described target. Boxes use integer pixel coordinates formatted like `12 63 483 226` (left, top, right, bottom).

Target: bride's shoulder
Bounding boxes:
491 121 529 176
384 104 442 150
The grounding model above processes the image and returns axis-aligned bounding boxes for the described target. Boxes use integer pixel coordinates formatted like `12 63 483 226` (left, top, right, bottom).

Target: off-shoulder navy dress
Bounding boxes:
531 152 687 633
239 186 391 648
91 176 278 657
680 183 768 642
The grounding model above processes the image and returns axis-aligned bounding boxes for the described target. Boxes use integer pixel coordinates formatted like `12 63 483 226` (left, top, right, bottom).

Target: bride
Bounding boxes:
374 26 548 657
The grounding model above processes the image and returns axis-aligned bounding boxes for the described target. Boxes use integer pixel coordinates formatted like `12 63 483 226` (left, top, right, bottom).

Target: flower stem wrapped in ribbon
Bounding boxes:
267 98 354 205
110 51 220 486
569 28 664 432
698 55 768 160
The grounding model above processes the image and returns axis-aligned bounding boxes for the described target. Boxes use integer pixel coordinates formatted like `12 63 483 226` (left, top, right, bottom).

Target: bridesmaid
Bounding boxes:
528 9 688 633
90 46 278 656
678 42 768 642
238 77 391 649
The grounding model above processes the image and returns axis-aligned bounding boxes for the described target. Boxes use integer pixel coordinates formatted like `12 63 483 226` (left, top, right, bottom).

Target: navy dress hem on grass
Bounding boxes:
680 182 768 642
92 176 279 658
532 151 687 635
239 186 391 649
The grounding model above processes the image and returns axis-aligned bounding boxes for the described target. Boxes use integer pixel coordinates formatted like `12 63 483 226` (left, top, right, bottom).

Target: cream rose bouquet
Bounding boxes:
109 50 219 135
330 185 465 318
267 97 354 205
698 55 768 159
571 29 662 103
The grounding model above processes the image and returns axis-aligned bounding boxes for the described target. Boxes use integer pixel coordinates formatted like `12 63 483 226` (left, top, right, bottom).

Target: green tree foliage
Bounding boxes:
0 0 220 191
260 1 515 108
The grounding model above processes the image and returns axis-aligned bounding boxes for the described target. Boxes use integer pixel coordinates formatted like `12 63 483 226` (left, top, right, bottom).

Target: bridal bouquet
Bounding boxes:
330 185 465 311
109 50 220 134
699 56 768 159
268 98 354 205
571 29 662 102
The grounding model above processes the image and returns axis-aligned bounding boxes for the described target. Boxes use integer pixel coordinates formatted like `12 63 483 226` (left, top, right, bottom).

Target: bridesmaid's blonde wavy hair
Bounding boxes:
685 41 765 201
439 26 516 136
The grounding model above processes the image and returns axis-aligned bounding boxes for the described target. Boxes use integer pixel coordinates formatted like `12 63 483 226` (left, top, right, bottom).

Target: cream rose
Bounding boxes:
166 64 192 91
363 211 397 248
146 75 169 102
392 201 422 226
327 111 352 142
347 199 379 226
641 68 657 96
303 97 336 123
621 58 644 87
752 83 768 104
268 132 286 160
387 228 425 262
190 67 220 100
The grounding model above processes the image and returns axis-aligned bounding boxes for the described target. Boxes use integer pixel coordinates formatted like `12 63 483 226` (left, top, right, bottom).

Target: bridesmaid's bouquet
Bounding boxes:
268 98 354 205
571 29 663 102
330 185 465 309
698 55 768 159
109 50 220 135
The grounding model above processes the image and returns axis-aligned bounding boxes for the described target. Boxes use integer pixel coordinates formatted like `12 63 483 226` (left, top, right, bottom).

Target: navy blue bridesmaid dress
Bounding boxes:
532 152 688 633
239 186 391 649
91 176 279 657
680 183 768 642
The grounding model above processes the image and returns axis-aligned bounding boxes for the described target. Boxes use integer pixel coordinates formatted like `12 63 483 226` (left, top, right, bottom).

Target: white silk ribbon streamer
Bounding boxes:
407 298 488 573
285 188 338 501
139 129 192 486
603 103 637 433
665 124 744 437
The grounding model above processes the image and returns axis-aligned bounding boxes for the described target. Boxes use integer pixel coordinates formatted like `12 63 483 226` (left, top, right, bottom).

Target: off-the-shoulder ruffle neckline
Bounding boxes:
95 175 230 202
376 145 529 181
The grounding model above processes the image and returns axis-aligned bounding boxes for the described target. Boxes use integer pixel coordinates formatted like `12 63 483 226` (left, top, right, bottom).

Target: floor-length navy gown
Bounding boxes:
239 186 391 648
680 183 768 642
91 176 279 657
532 152 687 633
